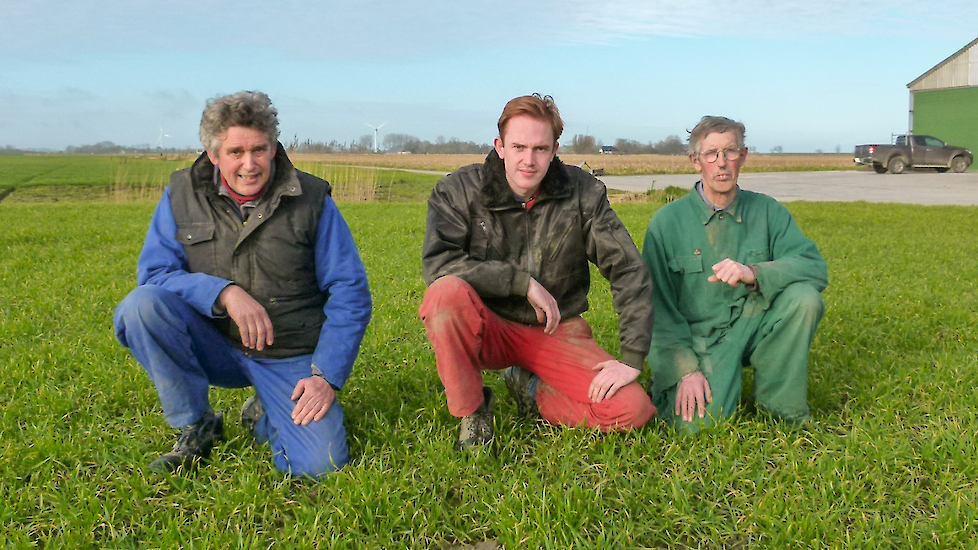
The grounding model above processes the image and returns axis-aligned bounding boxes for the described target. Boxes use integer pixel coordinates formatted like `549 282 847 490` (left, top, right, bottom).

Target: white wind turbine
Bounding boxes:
365 122 386 153
156 125 170 150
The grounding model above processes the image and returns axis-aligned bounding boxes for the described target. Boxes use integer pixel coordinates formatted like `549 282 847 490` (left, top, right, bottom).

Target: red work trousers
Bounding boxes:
419 276 654 431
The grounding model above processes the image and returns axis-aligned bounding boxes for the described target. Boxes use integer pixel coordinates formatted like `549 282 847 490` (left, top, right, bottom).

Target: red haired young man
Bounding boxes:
420 94 655 448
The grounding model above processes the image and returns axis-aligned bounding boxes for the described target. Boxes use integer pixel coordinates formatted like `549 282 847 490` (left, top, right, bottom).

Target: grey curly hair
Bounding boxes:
199 91 280 152
687 116 746 157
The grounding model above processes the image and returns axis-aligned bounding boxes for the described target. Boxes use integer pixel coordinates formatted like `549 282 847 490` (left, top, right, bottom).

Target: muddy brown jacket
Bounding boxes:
422 150 653 370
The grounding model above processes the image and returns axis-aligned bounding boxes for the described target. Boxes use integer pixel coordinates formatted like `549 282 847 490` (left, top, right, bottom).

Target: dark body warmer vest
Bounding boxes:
168 145 332 358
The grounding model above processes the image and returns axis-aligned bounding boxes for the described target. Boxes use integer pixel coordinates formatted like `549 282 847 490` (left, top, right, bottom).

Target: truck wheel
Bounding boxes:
887 157 906 174
951 156 970 173
872 163 887 174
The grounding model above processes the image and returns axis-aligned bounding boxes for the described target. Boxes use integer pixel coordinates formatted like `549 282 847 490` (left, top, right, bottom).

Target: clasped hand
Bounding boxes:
219 284 274 350
708 258 755 287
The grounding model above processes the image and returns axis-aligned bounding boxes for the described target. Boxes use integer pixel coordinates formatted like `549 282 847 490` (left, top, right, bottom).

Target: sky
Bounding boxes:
2 1 977 153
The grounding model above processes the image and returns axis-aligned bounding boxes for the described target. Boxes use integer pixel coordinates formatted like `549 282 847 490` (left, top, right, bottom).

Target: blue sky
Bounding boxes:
1 0 976 153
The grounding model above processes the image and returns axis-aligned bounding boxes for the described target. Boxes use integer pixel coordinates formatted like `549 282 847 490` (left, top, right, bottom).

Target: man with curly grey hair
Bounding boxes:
114 91 372 477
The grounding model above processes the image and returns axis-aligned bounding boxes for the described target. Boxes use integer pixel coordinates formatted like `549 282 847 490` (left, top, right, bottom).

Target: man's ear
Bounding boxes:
493 136 505 159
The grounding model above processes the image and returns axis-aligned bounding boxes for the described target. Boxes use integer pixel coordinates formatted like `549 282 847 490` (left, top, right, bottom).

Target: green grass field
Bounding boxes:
1 162 977 548
0 155 442 204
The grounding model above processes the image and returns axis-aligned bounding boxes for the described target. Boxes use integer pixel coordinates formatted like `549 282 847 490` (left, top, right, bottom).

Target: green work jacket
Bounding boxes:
642 187 828 391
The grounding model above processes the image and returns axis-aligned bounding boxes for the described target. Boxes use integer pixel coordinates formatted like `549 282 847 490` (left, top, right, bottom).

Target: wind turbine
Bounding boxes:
156 125 170 151
365 122 386 153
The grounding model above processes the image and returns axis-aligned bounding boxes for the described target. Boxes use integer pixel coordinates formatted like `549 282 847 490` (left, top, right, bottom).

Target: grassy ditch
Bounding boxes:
1 195 976 548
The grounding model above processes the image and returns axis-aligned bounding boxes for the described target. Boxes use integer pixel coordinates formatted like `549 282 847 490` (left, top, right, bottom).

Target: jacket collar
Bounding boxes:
691 181 744 225
479 148 571 209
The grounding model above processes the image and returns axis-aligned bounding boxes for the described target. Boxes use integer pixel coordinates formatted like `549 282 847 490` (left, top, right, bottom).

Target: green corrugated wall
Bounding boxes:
912 87 978 169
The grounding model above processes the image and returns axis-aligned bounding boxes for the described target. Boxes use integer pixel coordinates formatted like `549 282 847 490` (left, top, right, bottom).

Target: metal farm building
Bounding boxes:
907 37 978 167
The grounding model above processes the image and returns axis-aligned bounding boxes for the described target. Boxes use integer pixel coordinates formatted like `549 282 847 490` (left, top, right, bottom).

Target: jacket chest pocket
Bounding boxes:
176 222 221 274
668 254 703 275
176 222 215 246
469 219 493 260
746 249 770 264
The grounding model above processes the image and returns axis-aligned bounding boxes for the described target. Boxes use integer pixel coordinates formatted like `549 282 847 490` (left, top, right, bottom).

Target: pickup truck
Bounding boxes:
853 135 972 174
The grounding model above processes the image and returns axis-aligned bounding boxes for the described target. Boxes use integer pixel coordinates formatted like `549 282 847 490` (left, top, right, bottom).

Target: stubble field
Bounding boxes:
0 151 856 201
290 152 855 175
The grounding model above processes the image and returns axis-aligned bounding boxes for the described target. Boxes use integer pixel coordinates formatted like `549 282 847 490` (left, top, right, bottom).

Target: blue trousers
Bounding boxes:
114 285 349 477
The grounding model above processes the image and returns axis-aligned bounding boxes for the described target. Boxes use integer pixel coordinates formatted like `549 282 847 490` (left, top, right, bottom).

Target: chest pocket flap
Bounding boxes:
176 222 215 246
668 255 704 275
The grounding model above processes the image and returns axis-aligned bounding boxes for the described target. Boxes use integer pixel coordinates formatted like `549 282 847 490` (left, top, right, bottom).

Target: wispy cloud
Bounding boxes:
4 0 975 62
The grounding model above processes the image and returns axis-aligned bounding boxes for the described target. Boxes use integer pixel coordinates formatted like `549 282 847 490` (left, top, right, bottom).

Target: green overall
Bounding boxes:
642 187 828 432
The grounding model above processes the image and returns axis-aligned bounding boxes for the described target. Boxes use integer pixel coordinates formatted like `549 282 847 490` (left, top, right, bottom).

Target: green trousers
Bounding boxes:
655 283 824 433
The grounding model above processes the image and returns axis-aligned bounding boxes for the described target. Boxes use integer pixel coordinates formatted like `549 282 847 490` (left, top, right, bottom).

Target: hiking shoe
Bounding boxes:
240 394 264 439
458 387 494 449
148 410 224 472
504 366 540 418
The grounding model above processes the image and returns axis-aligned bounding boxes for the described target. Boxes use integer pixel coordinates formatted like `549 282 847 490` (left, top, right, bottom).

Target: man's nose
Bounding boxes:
242 152 257 169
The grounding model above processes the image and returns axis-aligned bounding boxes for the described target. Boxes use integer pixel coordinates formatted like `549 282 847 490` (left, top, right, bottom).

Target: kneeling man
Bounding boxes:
643 116 827 433
114 91 371 475
420 94 655 448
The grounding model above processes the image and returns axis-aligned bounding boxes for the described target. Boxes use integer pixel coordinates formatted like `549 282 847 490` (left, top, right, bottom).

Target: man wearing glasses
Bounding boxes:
641 116 827 433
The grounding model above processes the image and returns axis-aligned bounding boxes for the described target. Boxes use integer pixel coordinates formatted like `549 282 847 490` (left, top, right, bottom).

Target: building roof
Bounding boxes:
908 36 978 91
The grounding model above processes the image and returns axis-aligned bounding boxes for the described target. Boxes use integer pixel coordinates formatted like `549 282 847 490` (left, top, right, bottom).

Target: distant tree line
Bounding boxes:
567 134 597 154
290 136 375 154
380 134 491 154
288 134 492 155
8 133 692 156
63 141 197 155
611 135 685 155
562 134 686 155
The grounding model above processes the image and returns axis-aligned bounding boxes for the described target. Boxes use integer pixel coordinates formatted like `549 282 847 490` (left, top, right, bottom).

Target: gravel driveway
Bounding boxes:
601 170 978 206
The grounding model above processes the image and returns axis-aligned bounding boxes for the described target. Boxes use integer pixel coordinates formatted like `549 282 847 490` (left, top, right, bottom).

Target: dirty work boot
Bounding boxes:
504 366 540 419
240 394 264 441
148 410 224 472
458 387 494 449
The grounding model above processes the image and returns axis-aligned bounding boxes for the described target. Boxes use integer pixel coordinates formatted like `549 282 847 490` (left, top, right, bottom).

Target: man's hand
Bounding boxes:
675 371 712 422
527 277 560 334
708 258 755 287
219 285 274 350
291 376 336 425
588 359 641 404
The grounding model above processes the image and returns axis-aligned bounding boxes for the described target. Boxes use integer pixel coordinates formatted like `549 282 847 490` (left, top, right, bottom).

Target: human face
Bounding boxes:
206 126 276 196
493 115 558 201
690 131 747 209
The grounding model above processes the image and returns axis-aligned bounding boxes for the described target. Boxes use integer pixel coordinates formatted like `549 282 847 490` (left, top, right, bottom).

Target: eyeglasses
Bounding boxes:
699 148 743 163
